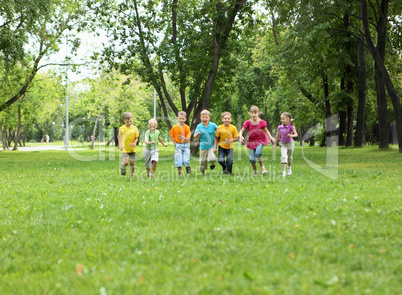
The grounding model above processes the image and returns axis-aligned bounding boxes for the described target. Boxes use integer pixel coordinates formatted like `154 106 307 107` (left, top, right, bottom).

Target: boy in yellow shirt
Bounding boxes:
118 112 139 180
214 112 239 175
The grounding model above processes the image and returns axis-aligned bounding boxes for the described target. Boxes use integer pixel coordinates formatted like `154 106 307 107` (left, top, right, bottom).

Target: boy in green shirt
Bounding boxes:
144 118 168 178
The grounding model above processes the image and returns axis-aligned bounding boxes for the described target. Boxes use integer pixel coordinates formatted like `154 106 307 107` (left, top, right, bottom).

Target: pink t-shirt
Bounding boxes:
277 124 295 143
243 119 270 149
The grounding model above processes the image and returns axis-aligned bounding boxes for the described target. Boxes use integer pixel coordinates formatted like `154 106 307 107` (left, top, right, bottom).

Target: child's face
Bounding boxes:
281 114 291 125
177 114 186 125
201 114 210 124
149 122 157 131
124 117 133 126
250 111 259 120
222 115 232 125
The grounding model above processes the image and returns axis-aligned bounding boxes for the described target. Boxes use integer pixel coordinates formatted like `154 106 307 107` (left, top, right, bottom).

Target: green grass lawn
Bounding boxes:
0 144 400 294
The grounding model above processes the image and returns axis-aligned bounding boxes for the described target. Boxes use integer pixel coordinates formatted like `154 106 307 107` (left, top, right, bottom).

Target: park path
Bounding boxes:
0 145 86 151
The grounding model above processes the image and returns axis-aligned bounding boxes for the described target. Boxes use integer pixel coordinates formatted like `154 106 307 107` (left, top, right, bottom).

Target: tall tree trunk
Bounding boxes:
339 110 347 146
361 0 402 152
346 104 354 147
12 105 22 151
91 98 105 149
355 12 367 148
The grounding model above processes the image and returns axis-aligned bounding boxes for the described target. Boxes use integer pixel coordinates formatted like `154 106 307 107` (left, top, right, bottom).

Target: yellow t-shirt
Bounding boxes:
216 124 239 149
119 124 139 153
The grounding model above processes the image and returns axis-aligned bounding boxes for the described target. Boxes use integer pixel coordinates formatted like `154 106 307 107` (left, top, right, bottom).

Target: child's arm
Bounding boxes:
264 127 275 143
193 131 201 139
118 135 122 150
239 127 246 144
130 137 139 147
144 132 155 145
288 128 298 138
170 135 177 145
213 136 218 153
159 136 168 147
225 136 239 144
273 132 281 150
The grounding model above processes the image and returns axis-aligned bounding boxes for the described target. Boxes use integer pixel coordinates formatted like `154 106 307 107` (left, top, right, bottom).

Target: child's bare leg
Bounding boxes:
282 163 287 172
151 161 157 174
178 167 182 176
258 157 264 168
146 168 150 177
129 160 135 178
251 163 257 174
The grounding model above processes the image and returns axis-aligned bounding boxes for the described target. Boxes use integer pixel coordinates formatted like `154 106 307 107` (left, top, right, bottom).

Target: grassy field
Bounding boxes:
0 143 401 294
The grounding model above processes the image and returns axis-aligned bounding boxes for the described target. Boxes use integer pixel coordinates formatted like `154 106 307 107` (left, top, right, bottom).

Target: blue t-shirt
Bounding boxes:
195 122 217 150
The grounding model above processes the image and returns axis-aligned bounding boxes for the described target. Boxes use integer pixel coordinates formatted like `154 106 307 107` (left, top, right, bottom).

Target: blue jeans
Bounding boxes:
218 146 233 173
249 144 264 164
174 143 190 167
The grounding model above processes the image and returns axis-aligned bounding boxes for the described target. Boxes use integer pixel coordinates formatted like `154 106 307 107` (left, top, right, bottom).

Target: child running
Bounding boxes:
194 109 218 175
215 112 239 175
118 112 139 180
169 111 192 177
144 118 168 178
273 112 298 177
239 105 275 175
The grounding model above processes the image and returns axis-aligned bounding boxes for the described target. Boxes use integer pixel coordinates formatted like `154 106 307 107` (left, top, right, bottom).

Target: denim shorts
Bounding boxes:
174 143 190 167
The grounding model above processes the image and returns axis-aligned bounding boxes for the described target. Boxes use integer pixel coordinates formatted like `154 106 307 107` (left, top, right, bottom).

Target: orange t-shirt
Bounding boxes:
169 124 191 143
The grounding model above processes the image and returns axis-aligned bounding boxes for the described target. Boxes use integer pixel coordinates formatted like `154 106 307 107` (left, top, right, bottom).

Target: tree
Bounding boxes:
91 0 251 136
0 0 86 113
361 0 402 152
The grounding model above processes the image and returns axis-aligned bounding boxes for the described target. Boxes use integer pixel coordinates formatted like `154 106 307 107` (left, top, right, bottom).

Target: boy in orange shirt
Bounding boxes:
215 112 239 175
169 111 191 176
118 112 139 180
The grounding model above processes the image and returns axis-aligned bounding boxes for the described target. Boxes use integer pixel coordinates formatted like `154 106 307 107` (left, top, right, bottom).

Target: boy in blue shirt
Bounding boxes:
194 109 218 175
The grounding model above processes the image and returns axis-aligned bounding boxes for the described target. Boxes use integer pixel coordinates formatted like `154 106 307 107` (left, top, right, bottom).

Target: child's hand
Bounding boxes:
271 138 276 144
273 144 277 150
119 145 123 151
239 136 244 144
178 135 184 140
225 138 231 144
213 147 217 153
163 143 168 147
195 131 201 137
287 134 292 138
150 141 155 144
130 143 136 147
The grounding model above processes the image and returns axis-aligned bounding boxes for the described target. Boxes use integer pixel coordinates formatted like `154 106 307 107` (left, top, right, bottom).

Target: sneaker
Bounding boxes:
121 166 126 175
282 171 286 177
186 166 191 174
261 166 267 175
210 163 215 170
287 167 292 176
149 173 154 178
223 169 229 175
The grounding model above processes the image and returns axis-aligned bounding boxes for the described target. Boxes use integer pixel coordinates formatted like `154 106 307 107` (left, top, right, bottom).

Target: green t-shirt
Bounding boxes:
145 130 160 150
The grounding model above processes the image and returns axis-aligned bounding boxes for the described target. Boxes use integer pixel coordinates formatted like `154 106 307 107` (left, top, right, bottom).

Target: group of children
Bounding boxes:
117 105 298 180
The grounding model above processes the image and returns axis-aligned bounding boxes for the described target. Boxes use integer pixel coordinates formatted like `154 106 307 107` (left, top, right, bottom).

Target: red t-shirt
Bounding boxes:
243 119 270 149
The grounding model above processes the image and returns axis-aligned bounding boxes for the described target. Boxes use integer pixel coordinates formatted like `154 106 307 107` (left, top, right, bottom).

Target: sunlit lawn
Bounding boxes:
0 144 400 294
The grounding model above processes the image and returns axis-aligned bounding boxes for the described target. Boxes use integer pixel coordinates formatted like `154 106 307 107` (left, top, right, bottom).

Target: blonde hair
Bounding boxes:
281 112 294 125
148 118 157 126
249 105 260 114
177 111 187 118
200 109 211 117
123 112 132 119
221 111 232 118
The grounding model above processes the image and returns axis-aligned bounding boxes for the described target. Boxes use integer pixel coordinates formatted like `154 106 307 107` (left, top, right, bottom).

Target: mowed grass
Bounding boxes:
0 143 400 294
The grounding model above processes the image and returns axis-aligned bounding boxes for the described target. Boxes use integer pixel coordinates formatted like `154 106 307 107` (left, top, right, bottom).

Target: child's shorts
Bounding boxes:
280 141 294 164
144 148 159 168
199 148 216 171
122 152 136 160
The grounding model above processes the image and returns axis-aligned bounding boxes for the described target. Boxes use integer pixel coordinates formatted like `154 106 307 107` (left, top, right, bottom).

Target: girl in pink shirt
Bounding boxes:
239 105 275 175
273 112 298 177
